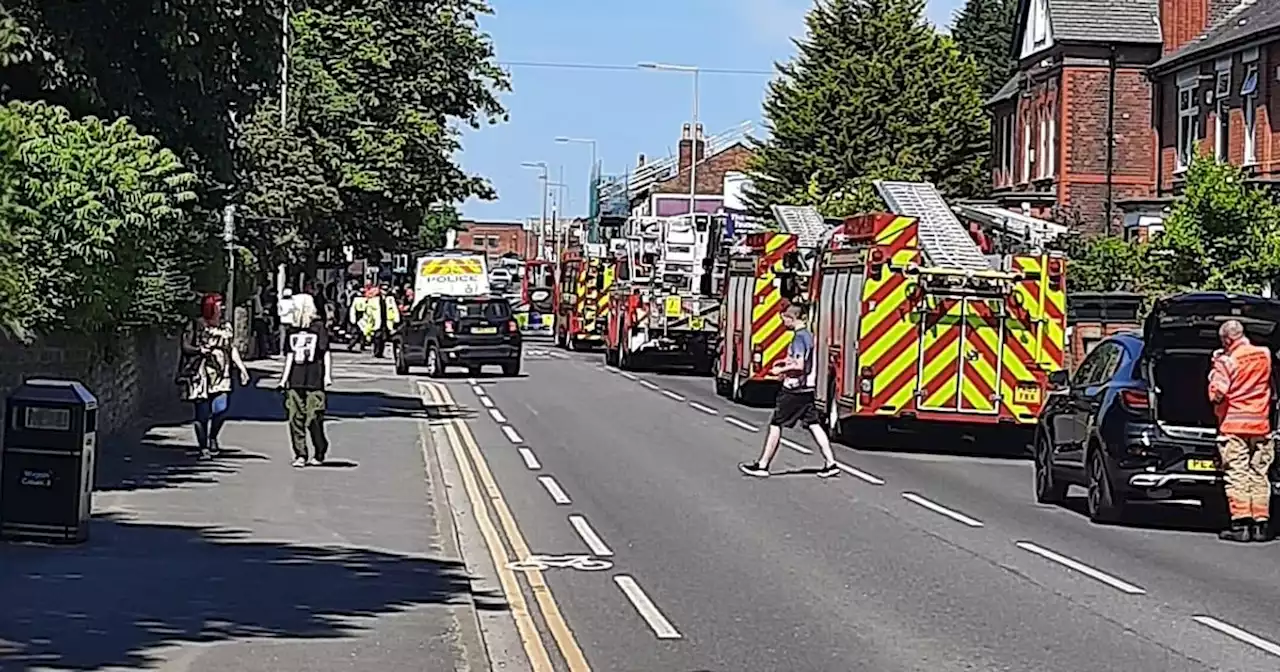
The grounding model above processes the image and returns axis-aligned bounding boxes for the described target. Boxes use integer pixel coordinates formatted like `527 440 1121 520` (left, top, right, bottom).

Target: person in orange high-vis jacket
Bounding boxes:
1208 319 1275 543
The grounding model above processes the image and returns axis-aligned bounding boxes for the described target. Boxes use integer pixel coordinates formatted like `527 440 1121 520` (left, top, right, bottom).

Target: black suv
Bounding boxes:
393 294 522 377
1034 292 1280 524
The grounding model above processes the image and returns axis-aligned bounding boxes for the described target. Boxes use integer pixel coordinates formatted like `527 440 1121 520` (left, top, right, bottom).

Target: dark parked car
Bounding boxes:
393 294 522 377
1033 292 1280 524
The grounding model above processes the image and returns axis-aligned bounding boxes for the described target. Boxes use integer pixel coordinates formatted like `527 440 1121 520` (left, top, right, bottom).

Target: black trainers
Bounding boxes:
816 463 840 478
738 462 769 478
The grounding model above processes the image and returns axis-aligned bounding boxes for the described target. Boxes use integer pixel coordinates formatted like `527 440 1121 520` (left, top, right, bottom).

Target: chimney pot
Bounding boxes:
681 123 692 140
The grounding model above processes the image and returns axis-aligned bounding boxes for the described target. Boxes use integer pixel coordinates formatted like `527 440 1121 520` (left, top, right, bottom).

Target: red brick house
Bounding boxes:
627 123 754 217
987 0 1164 235
454 220 532 259
988 0 1279 238
1149 1 1280 197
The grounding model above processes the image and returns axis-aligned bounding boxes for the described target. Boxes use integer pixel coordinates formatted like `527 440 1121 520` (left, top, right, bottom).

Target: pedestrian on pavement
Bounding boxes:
277 288 297 357
1208 319 1274 542
740 303 840 479
371 282 401 358
279 293 334 467
178 293 251 459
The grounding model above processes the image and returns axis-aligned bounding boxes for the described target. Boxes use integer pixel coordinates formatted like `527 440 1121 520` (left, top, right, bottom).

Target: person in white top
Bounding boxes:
277 288 296 356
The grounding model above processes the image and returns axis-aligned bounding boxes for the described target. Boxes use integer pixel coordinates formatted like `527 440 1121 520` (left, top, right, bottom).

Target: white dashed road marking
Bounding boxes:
662 390 685 401
620 372 638 381
472 385 485 396
467 377 478 384
901 492 984 528
1016 542 1146 595
836 462 886 485
724 417 760 432
538 475 572 505
688 401 718 415
478 396 495 409
518 447 542 470
781 438 811 454
1192 616 1280 657
568 514 614 556
501 426 524 444
615 576 682 640
639 380 660 391
488 408 507 423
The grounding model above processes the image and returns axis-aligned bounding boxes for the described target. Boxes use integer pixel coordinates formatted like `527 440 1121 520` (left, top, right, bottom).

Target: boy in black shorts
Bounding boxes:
739 303 839 478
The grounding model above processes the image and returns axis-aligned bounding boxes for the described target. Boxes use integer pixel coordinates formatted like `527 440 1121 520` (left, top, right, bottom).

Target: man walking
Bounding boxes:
1209 319 1274 542
740 303 840 479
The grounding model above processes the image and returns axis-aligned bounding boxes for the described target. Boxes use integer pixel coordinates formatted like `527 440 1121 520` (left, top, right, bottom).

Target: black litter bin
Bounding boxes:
0 379 98 544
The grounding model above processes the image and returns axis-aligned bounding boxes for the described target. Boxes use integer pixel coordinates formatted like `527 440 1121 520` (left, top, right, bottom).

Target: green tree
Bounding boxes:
237 0 508 269
2 100 215 333
951 0 1017 99
420 206 463 250
747 0 989 215
1055 232 1145 294
1151 153 1280 294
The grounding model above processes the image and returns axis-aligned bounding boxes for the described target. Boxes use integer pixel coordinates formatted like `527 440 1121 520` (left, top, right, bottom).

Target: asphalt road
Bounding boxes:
423 342 1280 672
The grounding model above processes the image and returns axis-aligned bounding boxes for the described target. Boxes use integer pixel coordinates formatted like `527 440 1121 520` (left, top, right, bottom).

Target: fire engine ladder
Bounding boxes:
873 180 996 274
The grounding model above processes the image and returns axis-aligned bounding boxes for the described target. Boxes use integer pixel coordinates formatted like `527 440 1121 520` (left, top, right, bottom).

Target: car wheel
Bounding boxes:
502 357 521 377
425 346 443 379
393 342 410 376
1087 447 1124 524
1034 433 1067 505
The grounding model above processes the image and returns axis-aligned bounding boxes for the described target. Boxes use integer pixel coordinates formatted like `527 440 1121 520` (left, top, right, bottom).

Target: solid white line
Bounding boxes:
568 514 613 556
1193 616 1280 657
781 437 812 454
538 475 571 505
619 372 638 381
639 380 660 391
901 492 985 527
1016 542 1146 595
478 396 495 409
467 377 478 384
501 426 524 444
837 462 886 485
548 351 569 360
488 408 507 423
688 401 718 415
662 390 686 401
517 447 541 470
724 417 760 432
614 575 682 639
472 385 485 396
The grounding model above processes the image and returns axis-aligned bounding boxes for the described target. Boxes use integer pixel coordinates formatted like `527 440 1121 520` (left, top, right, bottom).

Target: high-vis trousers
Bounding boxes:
1218 434 1275 521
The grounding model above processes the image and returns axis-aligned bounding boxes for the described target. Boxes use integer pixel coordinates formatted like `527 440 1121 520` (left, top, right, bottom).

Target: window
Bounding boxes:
1022 113 1032 182
1176 78 1199 171
1037 109 1048 178
1001 115 1014 181
1215 62 1231 162
1242 60 1259 165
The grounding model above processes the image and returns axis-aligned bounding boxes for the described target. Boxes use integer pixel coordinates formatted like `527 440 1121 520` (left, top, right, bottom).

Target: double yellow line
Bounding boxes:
420 382 590 672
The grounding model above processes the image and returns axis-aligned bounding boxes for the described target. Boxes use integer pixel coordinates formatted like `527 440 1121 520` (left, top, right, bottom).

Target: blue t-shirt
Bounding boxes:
784 327 816 391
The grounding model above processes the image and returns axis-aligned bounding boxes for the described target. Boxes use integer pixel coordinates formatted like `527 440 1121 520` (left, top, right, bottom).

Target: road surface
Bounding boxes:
423 343 1280 672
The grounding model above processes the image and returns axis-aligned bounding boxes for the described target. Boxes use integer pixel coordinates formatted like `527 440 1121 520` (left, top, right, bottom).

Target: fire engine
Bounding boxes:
514 259 556 333
603 213 720 372
554 244 613 350
809 181 1067 446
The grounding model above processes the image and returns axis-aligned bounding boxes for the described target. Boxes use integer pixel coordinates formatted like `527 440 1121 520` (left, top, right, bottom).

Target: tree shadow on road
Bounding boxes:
0 514 506 670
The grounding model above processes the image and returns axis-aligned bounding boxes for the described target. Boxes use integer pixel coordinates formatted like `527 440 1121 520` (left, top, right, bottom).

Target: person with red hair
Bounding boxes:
176 293 251 458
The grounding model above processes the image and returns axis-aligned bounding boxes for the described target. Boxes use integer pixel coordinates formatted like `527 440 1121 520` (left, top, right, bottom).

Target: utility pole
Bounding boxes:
280 2 289 127
689 69 699 218
222 205 237 332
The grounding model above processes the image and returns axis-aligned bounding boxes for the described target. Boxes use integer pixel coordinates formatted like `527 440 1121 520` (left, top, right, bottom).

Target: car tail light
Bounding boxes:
1119 389 1150 412
444 320 455 334
507 320 518 333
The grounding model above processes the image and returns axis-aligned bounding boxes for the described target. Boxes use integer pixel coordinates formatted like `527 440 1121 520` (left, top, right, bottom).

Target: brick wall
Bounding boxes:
0 330 181 443
652 145 754 195
456 223 531 259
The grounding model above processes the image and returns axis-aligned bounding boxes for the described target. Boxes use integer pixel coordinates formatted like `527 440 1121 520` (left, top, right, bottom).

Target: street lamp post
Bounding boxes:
521 161 549 260
548 180 570 262
554 136 598 241
638 62 700 218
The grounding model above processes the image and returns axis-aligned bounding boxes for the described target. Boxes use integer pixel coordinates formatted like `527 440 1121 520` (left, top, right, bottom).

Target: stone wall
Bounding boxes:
0 330 182 441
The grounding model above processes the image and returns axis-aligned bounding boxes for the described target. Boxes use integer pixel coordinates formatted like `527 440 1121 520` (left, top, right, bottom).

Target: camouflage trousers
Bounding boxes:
1218 434 1275 521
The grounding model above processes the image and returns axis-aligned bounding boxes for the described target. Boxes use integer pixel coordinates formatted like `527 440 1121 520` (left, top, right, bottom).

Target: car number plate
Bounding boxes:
690 316 704 330
1187 458 1217 472
665 296 682 317
1014 385 1041 404
471 326 498 334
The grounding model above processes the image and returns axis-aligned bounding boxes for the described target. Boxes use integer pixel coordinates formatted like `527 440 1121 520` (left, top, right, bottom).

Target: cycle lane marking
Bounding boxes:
569 514 614 557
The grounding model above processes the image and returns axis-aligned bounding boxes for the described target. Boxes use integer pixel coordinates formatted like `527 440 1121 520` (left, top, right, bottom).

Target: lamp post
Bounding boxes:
548 180 570 262
521 161 549 260
638 62 700 218
554 136 598 241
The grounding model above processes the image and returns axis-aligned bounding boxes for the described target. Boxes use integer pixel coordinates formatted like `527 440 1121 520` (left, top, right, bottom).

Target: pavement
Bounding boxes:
6 344 1280 671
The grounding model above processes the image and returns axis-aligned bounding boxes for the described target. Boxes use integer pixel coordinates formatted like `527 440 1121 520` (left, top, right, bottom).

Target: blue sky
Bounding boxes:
460 0 965 222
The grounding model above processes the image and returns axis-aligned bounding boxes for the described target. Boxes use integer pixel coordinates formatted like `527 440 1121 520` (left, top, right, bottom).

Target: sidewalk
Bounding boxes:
0 355 501 671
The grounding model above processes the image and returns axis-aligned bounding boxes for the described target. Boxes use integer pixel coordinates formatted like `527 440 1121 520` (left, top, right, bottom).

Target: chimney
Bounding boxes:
637 153 646 168
677 123 706 183
1160 0 1246 55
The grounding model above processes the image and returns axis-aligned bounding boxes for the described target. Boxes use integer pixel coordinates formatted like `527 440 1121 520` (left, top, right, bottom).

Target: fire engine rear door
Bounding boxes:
957 297 1004 414
916 296 965 412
